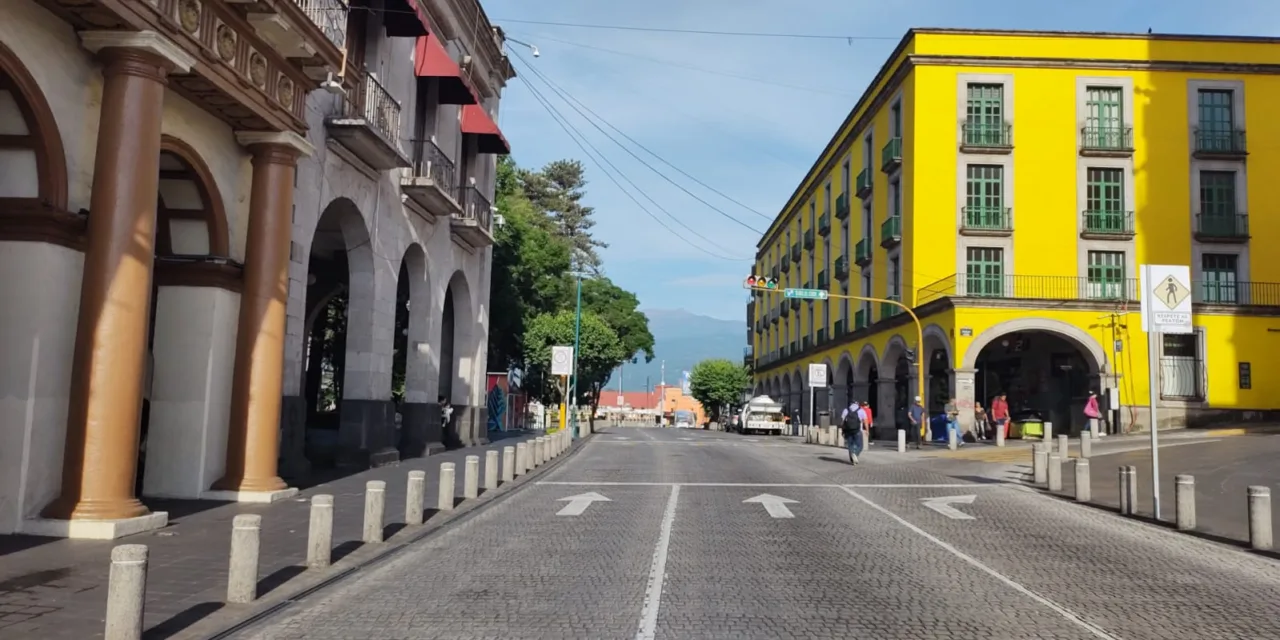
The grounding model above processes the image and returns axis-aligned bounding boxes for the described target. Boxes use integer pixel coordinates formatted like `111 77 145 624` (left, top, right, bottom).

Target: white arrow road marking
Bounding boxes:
556 492 611 516
920 495 977 520
613 436 631 441
743 494 798 518
679 437 693 441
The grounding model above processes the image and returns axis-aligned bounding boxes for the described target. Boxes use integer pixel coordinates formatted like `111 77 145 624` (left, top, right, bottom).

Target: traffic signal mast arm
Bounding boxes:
748 283 924 411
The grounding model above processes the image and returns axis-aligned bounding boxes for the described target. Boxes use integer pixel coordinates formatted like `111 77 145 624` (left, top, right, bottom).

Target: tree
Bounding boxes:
576 277 655 365
688 358 751 423
521 310 627 424
520 159 607 274
488 157 574 370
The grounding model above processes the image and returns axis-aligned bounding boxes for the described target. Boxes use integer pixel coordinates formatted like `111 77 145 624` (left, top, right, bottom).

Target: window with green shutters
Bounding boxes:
1085 167 1127 233
1201 254 1238 304
965 165 1004 228
1199 170 1238 236
1197 89 1234 150
1087 251 1126 299
965 83 1004 145
964 247 1003 297
1085 86 1124 148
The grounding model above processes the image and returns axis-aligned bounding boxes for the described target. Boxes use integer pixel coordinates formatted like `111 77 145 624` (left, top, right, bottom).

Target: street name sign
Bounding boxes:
784 288 829 300
808 363 828 388
1139 264 1193 335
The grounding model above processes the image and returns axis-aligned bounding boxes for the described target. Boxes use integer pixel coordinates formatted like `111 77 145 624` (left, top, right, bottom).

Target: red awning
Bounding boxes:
461 104 511 155
382 0 429 38
413 34 477 105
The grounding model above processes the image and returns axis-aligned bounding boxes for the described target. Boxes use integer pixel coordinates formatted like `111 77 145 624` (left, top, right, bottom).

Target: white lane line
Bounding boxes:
838 486 1120 640
635 484 679 640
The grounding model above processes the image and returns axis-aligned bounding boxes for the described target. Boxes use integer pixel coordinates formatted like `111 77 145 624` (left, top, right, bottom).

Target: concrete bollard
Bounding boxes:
536 437 546 466
227 514 261 604
405 471 426 526
1175 475 1195 531
104 544 148 640
438 462 456 511
1043 421 1053 445
1074 459 1091 502
1248 485 1272 551
363 480 386 543
1089 417 1101 440
995 424 1005 447
1058 434 1069 458
1047 455 1062 492
307 494 334 569
897 429 906 453
502 446 515 483
1118 466 1131 515
1123 466 1138 516
516 442 529 475
1080 431 1092 458
837 430 845 449
1033 444 1048 485
464 455 480 499
485 450 499 490
947 428 958 451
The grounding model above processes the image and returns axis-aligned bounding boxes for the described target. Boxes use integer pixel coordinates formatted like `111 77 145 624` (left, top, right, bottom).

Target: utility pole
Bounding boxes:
660 360 666 426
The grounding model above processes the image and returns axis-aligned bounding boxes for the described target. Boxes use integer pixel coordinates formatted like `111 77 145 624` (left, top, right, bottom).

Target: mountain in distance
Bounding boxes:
606 308 745 393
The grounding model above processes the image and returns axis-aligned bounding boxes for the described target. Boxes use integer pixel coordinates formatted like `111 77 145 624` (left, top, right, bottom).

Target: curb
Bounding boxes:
195 433 593 639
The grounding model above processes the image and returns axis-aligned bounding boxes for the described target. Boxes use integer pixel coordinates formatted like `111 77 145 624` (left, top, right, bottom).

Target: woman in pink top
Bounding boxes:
990 393 1010 439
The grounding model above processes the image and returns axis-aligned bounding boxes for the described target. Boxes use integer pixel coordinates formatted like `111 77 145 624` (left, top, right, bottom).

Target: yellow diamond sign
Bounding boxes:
1154 275 1190 309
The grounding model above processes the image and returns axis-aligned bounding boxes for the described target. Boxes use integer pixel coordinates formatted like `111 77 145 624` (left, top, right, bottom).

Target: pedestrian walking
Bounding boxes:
839 400 864 464
990 393 1009 440
944 397 961 446
907 395 925 449
1084 390 1103 437
861 400 874 446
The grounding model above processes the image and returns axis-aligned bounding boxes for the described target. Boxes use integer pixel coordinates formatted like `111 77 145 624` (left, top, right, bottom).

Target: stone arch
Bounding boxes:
439 270 475 408
854 343 879 380
880 334 910 371
922 324 952 368
155 135 230 257
922 323 954 411
0 39 69 215
395 243 431 401
961 317 1107 373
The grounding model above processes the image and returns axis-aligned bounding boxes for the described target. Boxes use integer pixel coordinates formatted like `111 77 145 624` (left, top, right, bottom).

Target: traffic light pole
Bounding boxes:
749 285 927 448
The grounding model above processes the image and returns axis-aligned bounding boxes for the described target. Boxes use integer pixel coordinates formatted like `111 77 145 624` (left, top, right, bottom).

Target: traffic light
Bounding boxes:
744 275 779 290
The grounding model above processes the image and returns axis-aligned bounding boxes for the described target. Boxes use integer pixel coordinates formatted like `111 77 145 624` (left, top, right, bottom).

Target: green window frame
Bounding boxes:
1087 251 1126 299
1085 167 1126 232
965 247 1003 297
965 83 1003 144
1199 170 1236 216
891 101 902 137
1197 89 1234 134
1200 253 1238 304
1085 86 1123 130
966 164 1004 221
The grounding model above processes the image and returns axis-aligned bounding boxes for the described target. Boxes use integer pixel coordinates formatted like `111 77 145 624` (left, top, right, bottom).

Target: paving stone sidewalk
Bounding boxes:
0 432 539 640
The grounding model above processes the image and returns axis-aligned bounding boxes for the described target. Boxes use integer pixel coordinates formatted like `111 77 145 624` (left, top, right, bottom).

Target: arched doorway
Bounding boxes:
139 137 233 498
300 198 374 469
923 325 953 414
854 344 878 409
962 320 1107 436
835 354 854 414
881 336 913 433
439 271 474 448
394 244 431 456
779 375 792 419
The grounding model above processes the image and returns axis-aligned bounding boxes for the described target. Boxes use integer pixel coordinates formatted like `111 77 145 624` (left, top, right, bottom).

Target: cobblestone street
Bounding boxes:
223 428 1280 640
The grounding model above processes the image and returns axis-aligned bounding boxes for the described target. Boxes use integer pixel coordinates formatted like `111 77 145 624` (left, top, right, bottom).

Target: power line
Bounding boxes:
519 34 855 98
496 18 900 42
510 53 751 262
514 57 768 232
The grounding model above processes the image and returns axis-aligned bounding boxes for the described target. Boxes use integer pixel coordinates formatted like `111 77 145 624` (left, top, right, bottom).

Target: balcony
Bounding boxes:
790 243 802 262
854 238 872 266
790 297 801 311
833 318 846 338
241 0 350 69
801 336 811 351
327 70 410 170
917 274 1140 306
960 122 1013 153
771 266 780 280
1080 126 1134 157
835 193 851 220
880 215 902 248
1195 213 1249 243
880 137 902 172
856 168 872 198
770 310 779 324
780 259 792 274
401 138 461 215
880 295 902 321
818 212 831 236
1081 210 1135 239
781 301 791 317
960 206 1012 236
817 328 827 344
817 270 829 289
803 228 815 250
854 308 868 330
452 186 495 246
1194 129 1247 159
835 256 850 281
1194 281 1280 307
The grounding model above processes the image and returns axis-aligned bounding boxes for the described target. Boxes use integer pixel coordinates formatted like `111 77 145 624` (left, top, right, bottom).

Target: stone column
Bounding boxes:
850 382 870 404
212 132 312 497
42 32 194 522
875 379 897 439
952 367 977 435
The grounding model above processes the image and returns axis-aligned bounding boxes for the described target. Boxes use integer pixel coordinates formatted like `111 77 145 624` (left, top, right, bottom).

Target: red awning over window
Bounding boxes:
413 34 477 105
461 104 511 155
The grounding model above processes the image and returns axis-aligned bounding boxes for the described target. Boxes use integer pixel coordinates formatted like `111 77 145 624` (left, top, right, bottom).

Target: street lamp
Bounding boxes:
569 270 583 438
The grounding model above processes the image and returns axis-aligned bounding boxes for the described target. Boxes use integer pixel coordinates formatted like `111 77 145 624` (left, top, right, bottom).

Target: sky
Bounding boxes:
485 0 1277 321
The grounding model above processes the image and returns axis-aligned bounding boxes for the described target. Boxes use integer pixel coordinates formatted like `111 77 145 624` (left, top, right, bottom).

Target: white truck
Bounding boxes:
738 395 788 436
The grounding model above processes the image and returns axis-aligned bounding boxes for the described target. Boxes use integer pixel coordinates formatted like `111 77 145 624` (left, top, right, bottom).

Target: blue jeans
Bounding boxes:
947 418 960 443
845 429 863 455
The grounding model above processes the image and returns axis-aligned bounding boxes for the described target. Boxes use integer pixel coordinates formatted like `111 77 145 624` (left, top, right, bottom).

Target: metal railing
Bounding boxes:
962 206 1012 231
1195 281 1280 306
835 193 850 219
855 238 871 264
803 228 815 249
817 270 829 289
1082 210 1134 235
458 186 493 233
1194 128 1247 155
854 308 868 330
962 122 1012 147
880 136 902 169
1195 213 1249 238
856 168 872 194
880 294 902 320
818 212 831 236
408 138 455 189
343 71 402 150
880 215 901 244
292 0 348 49
833 318 846 337
917 274 1141 305
1080 126 1133 151
834 256 850 280
790 243 801 261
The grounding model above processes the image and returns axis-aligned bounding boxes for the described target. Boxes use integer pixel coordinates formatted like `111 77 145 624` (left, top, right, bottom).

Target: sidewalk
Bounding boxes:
0 432 540 639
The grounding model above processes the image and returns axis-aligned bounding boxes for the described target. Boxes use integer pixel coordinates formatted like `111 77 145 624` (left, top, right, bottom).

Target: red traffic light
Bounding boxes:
746 275 758 287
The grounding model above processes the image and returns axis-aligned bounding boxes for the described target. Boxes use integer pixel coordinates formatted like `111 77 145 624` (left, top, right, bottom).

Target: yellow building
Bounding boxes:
747 28 1280 437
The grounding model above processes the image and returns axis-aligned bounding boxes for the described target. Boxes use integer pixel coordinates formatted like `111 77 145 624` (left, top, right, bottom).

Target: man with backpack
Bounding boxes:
839 400 866 464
